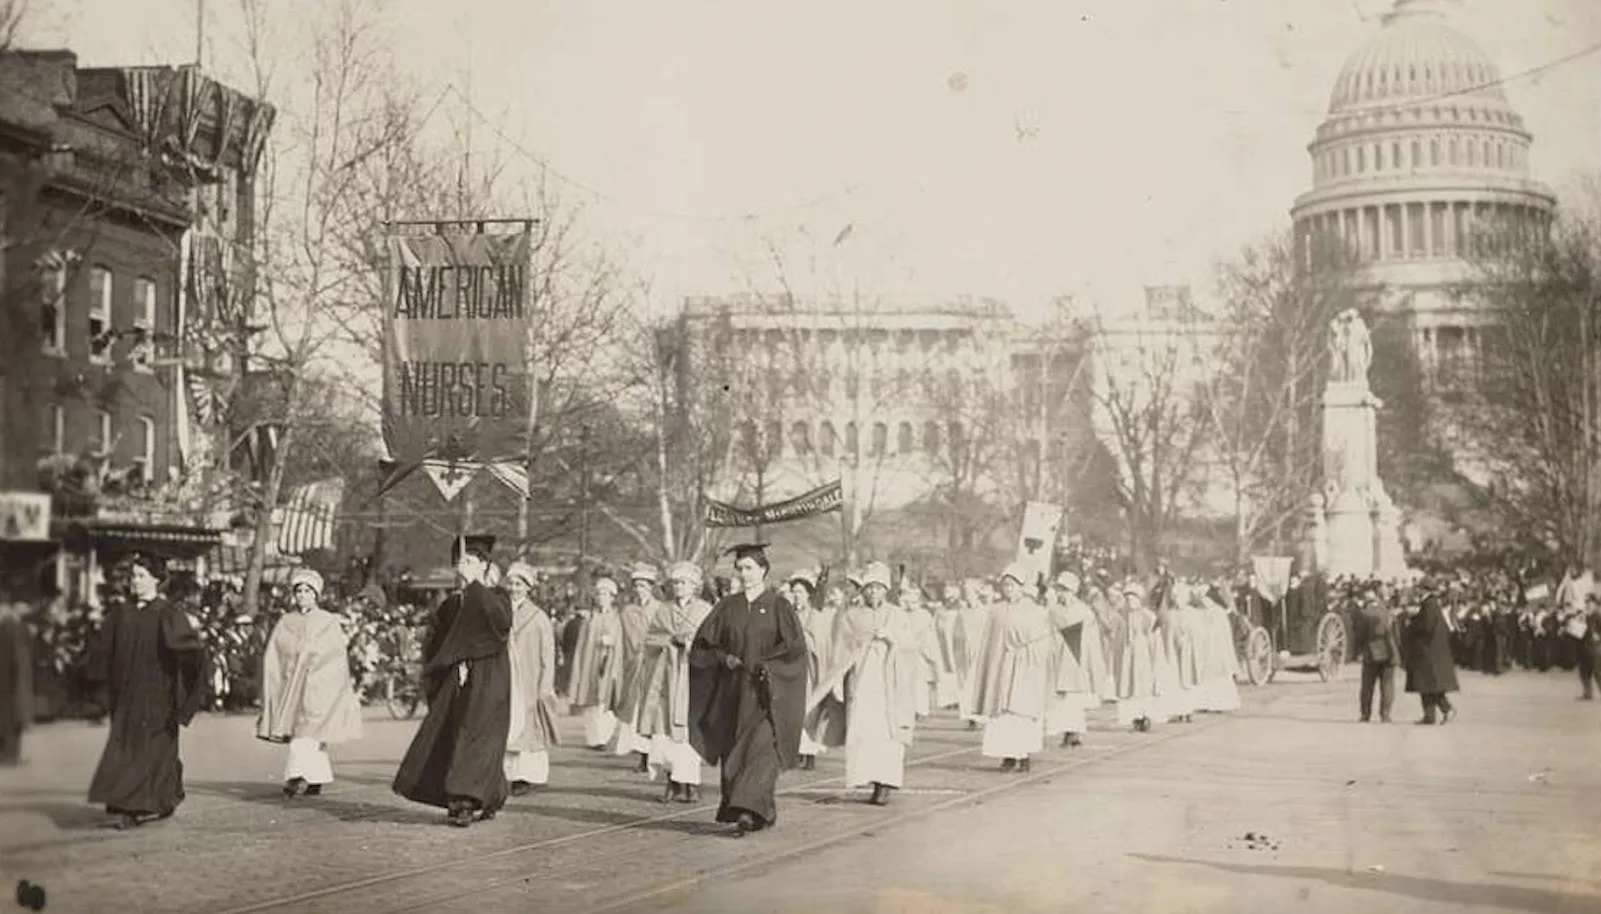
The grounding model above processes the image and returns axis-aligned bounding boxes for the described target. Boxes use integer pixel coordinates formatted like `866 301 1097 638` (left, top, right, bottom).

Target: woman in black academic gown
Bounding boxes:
86 553 211 829
392 535 513 827
687 543 808 837
1403 592 1460 725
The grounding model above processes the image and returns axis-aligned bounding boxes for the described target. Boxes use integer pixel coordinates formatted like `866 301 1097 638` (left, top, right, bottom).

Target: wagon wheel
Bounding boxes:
1316 612 1348 683
385 672 421 720
1243 626 1274 686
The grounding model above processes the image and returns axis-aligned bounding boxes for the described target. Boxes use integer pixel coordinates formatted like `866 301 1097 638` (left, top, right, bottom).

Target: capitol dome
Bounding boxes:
1291 0 1553 306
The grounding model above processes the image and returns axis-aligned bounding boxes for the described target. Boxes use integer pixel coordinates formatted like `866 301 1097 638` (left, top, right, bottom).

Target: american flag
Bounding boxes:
275 477 345 555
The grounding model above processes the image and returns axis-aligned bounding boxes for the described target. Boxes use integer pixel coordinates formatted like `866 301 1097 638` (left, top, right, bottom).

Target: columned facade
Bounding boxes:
1290 0 1554 385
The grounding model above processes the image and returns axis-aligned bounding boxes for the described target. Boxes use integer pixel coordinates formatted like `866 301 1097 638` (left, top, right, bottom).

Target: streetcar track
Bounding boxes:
224 690 1300 914
389 712 1245 914
207 738 988 914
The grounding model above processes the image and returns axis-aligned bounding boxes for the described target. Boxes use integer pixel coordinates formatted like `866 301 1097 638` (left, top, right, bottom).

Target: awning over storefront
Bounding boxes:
54 519 225 561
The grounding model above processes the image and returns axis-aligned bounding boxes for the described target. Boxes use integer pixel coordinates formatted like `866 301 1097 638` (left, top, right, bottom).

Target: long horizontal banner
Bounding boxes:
704 480 843 529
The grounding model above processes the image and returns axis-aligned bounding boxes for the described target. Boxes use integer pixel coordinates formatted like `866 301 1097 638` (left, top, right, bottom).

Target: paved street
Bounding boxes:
2 669 1597 914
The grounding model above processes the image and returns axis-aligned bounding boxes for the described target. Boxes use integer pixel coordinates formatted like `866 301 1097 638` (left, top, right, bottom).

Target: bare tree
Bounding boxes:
1449 184 1601 565
1082 297 1212 572
1202 230 1362 562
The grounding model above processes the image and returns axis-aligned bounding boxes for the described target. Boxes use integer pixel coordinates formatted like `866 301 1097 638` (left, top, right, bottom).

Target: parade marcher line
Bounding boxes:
391 711 1246 914
206 737 990 914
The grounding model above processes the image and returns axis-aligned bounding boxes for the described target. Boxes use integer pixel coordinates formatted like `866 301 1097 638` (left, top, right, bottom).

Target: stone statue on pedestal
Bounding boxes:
1307 308 1406 580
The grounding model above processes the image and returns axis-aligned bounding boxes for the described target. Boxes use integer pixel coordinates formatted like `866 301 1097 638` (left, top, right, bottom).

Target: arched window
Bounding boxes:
869 422 888 458
924 421 942 456
949 421 965 463
819 421 836 457
897 422 914 455
791 422 812 456
845 422 860 456
1375 144 1385 170
740 421 758 457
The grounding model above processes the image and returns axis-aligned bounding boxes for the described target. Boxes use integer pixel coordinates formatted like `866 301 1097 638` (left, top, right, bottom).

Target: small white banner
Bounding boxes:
0 492 51 541
1015 501 1064 585
422 460 480 502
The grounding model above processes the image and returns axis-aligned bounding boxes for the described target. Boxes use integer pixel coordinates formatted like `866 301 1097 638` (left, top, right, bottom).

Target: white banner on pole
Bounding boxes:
1015 501 1064 587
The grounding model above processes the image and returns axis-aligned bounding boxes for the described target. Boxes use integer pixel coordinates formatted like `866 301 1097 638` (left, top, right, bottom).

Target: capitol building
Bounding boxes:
1291 0 1555 380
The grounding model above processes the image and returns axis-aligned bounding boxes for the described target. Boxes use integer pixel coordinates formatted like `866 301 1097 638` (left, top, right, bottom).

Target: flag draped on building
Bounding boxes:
275 478 345 555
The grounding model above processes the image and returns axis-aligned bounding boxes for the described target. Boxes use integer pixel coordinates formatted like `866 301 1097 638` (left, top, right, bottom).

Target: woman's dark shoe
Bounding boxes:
304 784 322 797
1018 757 1032 773
635 753 650 774
734 811 758 836
679 785 701 804
999 758 1017 772
1441 708 1456 725
801 754 816 770
510 780 532 797
868 783 891 806
660 782 681 804
112 813 141 830
283 777 306 799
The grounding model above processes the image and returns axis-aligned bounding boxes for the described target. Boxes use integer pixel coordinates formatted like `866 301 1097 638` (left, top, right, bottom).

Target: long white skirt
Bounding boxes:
1195 676 1241 712
1044 693 1090 736
647 734 704 785
934 674 962 709
981 713 1044 759
845 737 906 788
284 737 333 785
611 719 651 756
581 706 617 747
504 749 550 785
1159 684 1197 719
798 728 828 756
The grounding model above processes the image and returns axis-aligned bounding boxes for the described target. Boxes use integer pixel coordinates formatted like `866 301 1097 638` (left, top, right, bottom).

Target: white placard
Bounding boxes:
1015 501 1064 585
0 492 51 541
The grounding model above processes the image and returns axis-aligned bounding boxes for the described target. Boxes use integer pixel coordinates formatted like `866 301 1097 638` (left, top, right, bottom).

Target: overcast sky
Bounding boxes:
24 0 1601 319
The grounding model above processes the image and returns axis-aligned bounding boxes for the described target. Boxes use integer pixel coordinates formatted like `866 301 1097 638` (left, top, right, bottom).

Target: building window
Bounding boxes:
1430 138 1439 166
791 422 812 456
41 262 67 355
1375 144 1384 170
924 421 941 456
1448 138 1458 165
897 422 914 455
95 409 112 456
819 421 836 457
49 405 65 454
131 277 156 371
89 266 112 364
765 420 783 459
136 416 155 483
1357 146 1366 173
869 422 888 458
845 422 859 457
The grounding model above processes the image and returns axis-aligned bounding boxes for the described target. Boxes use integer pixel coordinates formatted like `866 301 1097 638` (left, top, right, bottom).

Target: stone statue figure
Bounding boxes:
1329 309 1373 386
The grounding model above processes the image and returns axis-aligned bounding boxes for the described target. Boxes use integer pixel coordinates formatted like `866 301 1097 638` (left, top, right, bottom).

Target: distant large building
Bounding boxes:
671 294 1095 517
1290 0 1555 379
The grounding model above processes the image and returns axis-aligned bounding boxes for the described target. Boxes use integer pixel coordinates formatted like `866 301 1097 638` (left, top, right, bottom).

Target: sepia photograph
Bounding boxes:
0 0 1599 910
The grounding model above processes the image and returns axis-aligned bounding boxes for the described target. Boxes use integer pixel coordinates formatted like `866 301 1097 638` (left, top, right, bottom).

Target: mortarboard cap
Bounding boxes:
724 542 770 563
451 534 497 563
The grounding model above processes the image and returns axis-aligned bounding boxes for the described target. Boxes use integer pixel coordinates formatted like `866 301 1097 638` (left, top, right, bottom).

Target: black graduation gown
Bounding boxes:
687 587 807 827
0 614 32 764
1403 603 1460 695
392 581 512 811
85 599 210 815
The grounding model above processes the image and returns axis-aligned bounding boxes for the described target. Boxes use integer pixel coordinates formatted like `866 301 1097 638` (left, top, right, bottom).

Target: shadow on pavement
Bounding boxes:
1129 854 1601 913
517 801 731 836
528 784 675 803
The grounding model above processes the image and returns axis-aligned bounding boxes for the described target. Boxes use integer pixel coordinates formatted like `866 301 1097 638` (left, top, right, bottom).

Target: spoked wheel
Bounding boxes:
1244 626 1274 686
385 673 421 720
1316 613 1348 683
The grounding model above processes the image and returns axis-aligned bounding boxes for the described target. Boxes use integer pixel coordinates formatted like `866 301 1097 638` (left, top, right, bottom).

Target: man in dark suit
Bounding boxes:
1352 591 1400 723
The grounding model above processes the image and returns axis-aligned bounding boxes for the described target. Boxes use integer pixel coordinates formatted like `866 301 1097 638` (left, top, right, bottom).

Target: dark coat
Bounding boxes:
392 581 512 811
1352 604 1401 667
1403 601 1459 694
688 586 808 825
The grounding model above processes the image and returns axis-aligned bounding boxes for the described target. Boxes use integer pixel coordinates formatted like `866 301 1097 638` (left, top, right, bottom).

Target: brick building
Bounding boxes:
0 49 273 599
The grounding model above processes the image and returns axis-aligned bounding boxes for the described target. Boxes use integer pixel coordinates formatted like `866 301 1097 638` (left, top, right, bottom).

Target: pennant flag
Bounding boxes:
422 460 479 502
275 477 345 555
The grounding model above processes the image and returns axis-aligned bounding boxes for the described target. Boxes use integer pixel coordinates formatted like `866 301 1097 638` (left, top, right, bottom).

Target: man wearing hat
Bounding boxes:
807 561 920 806
256 568 364 798
1352 590 1401 723
624 561 715 802
568 572 625 748
688 543 809 836
965 563 1052 771
85 553 212 830
612 563 661 771
392 535 514 827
